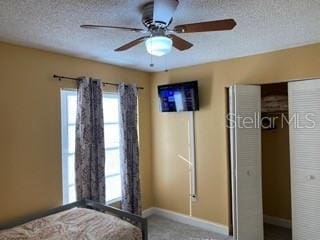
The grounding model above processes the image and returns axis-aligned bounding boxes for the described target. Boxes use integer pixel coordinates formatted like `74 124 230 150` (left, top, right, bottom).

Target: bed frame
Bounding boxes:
0 199 148 240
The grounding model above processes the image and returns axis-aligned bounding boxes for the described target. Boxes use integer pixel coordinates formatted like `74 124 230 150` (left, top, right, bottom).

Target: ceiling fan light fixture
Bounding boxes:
145 36 172 56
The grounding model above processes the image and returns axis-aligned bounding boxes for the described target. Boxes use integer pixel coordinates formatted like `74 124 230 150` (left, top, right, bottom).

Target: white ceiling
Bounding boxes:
0 0 320 72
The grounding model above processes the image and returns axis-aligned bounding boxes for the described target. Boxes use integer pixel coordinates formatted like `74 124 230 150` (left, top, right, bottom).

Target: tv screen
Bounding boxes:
158 81 199 112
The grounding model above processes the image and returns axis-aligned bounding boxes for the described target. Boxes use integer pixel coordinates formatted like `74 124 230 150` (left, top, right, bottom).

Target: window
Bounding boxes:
61 90 121 204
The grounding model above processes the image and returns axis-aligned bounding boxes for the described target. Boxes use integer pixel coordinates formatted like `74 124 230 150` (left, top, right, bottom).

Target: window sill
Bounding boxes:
106 197 121 206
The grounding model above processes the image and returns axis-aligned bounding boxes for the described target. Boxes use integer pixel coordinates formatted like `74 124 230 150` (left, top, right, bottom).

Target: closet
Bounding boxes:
261 83 292 239
229 79 320 240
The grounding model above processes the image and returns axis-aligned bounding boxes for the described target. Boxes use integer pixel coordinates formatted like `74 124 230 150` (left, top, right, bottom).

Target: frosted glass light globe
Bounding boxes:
145 36 173 57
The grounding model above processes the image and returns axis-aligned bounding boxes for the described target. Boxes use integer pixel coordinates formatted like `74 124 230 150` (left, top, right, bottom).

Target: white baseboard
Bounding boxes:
264 215 292 229
142 207 154 218
142 207 229 236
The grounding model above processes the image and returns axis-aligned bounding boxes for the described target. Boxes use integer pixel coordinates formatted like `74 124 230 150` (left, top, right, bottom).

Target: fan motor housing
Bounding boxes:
142 2 172 29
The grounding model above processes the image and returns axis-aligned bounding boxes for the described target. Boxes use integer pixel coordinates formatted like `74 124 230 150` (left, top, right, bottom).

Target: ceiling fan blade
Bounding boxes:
80 24 146 33
114 37 146 51
173 19 237 33
153 0 179 26
169 34 193 51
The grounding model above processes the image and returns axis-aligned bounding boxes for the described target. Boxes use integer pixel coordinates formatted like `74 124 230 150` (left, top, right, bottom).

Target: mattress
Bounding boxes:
0 207 142 240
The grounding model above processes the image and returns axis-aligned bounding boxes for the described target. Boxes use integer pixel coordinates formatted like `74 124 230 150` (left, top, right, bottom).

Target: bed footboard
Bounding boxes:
83 199 148 240
0 199 148 240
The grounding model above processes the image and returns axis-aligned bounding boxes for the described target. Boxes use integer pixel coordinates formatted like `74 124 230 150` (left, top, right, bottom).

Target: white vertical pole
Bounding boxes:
189 111 197 201
229 86 238 239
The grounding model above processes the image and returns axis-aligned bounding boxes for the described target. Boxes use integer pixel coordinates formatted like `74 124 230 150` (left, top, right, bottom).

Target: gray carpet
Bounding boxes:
148 215 232 240
147 216 292 240
264 224 292 240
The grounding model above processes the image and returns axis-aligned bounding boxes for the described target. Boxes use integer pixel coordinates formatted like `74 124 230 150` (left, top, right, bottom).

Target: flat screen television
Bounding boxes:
158 81 199 112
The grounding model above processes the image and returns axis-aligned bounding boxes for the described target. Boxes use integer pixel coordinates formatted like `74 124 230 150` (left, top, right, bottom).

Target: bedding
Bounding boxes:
0 207 142 240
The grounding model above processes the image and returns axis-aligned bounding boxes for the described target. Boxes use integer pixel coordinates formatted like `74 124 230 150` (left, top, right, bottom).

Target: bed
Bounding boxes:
0 199 148 240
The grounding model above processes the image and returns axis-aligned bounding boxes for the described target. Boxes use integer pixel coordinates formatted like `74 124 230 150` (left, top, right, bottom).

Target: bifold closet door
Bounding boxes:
229 85 264 240
288 80 320 240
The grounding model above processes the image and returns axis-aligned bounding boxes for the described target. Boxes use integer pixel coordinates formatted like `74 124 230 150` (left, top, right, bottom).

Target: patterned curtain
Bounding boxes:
75 77 105 203
119 83 141 215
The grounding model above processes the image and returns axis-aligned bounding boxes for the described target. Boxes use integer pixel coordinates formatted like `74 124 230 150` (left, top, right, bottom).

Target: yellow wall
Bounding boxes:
150 43 320 227
262 118 291 220
0 42 153 223
2 40 320 228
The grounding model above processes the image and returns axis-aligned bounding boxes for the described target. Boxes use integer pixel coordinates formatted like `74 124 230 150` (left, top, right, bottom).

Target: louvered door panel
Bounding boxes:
229 85 263 240
289 79 320 240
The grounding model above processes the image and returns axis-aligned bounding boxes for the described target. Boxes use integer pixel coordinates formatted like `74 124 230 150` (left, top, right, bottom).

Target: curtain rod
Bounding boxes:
53 74 144 90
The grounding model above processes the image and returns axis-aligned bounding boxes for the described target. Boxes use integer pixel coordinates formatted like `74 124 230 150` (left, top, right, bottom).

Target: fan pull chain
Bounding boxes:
149 38 154 68
150 54 154 68
164 54 168 72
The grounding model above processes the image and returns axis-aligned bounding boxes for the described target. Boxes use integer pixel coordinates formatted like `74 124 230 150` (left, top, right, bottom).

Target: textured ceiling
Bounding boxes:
0 0 320 72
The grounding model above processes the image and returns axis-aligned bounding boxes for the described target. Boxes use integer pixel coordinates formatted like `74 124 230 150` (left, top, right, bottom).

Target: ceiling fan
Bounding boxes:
80 0 237 57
